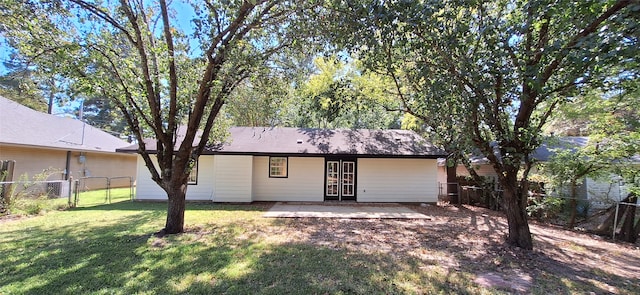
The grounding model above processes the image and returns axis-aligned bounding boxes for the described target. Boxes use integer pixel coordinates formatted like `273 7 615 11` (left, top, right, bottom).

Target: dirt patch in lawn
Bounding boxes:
250 203 640 293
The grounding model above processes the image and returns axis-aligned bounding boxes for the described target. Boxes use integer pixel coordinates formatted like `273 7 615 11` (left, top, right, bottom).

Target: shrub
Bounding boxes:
527 196 565 221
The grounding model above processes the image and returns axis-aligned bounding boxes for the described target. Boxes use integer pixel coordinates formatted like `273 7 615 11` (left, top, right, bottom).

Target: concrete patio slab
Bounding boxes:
263 202 430 219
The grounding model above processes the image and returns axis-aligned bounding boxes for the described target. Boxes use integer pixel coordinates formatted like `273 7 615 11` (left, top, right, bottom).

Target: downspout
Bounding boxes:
65 151 71 180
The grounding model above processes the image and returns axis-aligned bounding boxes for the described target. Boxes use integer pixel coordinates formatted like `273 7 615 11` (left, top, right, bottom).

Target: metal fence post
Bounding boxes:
67 177 73 207
74 179 79 207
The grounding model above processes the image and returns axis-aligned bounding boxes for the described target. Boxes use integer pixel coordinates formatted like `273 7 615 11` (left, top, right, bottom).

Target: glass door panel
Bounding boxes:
341 161 355 197
326 161 339 197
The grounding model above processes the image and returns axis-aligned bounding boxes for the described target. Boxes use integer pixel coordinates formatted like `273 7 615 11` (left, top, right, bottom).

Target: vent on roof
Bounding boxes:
296 139 303 144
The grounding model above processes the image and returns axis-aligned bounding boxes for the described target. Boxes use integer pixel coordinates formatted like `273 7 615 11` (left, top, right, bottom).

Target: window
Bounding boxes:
188 158 198 184
269 157 288 178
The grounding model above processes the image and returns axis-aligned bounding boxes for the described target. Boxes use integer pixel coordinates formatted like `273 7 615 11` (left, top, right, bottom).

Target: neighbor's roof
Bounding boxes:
457 137 589 165
530 137 590 162
0 96 132 153
119 127 446 158
441 136 638 166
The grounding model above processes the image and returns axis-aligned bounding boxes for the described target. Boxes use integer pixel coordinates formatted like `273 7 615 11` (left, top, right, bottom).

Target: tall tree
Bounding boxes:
327 0 639 249
295 56 401 129
2 0 317 235
0 58 50 112
79 95 130 138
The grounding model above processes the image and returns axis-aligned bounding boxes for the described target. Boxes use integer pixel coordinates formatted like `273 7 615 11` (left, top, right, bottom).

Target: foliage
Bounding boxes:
527 195 565 221
80 95 130 138
2 169 66 215
325 0 639 249
294 57 401 129
0 58 50 112
540 81 639 227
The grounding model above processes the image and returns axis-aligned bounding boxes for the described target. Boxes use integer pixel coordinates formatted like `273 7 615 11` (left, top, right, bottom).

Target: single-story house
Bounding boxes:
438 137 639 208
0 96 137 189
120 127 446 203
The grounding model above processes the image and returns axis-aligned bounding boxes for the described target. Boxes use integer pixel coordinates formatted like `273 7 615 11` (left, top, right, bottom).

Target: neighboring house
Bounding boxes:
119 127 446 203
0 96 136 187
438 137 638 208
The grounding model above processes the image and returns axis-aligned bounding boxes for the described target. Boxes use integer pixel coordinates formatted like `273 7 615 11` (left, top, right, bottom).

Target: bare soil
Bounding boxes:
257 203 640 294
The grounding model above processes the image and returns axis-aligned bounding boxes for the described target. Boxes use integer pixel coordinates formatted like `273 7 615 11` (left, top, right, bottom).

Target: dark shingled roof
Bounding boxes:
0 96 132 153
119 127 446 158
440 136 639 165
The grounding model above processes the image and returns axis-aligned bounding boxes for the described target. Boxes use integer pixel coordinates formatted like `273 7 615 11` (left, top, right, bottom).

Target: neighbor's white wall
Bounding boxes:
437 164 447 196
134 155 215 201
252 156 324 202
357 158 438 202
586 176 623 209
213 155 253 202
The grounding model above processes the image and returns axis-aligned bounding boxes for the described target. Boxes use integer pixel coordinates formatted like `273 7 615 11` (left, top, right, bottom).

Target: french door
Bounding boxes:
325 159 356 201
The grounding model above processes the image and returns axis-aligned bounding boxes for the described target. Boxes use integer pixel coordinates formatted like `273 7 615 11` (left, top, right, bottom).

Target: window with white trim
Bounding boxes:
269 156 288 178
188 158 198 184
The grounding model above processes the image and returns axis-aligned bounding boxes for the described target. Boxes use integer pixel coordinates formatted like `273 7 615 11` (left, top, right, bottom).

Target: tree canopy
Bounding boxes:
325 0 639 249
1 0 322 234
2 0 638 249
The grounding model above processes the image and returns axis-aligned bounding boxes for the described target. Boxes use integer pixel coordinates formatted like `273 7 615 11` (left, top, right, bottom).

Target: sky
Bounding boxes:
0 1 197 117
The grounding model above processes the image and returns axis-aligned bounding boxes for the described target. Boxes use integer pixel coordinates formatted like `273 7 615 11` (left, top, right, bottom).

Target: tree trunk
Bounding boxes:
502 184 534 249
446 165 458 204
567 179 578 229
161 184 187 235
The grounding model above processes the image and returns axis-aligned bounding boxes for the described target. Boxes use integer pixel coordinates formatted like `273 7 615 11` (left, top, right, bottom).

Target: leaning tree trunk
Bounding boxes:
502 183 534 249
618 193 638 243
160 184 188 235
595 194 633 236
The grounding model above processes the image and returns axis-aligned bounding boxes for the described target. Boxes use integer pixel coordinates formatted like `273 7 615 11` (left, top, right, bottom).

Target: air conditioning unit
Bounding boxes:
46 181 69 198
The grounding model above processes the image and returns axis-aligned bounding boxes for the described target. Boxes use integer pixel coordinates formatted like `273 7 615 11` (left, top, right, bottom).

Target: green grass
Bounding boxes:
4 197 635 294
4 188 133 216
0 199 499 295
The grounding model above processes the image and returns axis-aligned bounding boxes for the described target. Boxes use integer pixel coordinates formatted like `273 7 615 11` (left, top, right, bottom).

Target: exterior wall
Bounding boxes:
186 156 216 200
252 156 324 202
586 176 623 209
437 165 447 196
0 144 136 185
357 158 438 203
134 156 166 200
134 155 216 201
437 163 500 196
213 155 253 202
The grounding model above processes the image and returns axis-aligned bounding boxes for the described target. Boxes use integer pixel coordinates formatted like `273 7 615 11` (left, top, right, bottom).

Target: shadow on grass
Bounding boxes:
3 202 635 294
0 213 480 295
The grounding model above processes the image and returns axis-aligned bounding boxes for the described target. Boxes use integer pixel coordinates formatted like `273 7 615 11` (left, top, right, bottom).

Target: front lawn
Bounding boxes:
1 199 638 294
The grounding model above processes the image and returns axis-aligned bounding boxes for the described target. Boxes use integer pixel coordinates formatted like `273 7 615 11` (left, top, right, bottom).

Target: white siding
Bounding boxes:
134 156 166 200
213 155 253 202
133 155 215 201
186 156 215 200
357 158 438 203
252 156 324 201
437 165 448 195
586 176 623 209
